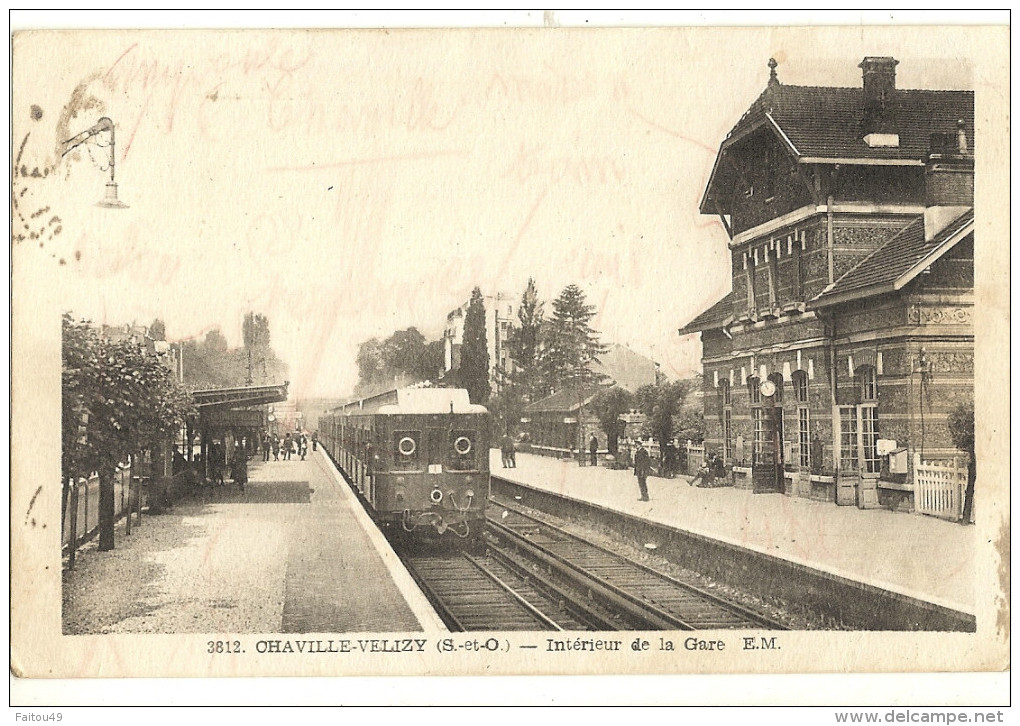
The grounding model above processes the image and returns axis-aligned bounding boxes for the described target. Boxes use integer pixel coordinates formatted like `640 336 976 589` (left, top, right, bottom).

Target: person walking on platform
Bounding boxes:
500 433 515 469
210 442 226 487
283 433 293 460
589 434 599 467
634 441 651 501
662 439 677 479
262 433 271 462
312 432 318 451
232 446 248 492
299 434 308 460
271 434 280 461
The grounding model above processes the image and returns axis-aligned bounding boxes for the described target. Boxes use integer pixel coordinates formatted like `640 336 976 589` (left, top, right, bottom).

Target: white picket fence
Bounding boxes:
913 454 968 521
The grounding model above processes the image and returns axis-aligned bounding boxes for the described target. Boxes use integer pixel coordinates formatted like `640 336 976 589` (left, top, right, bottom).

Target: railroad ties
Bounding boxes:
397 500 785 632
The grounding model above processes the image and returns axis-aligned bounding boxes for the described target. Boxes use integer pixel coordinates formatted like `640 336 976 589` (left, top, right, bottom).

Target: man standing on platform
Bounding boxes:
589 434 599 467
634 441 651 501
500 433 515 469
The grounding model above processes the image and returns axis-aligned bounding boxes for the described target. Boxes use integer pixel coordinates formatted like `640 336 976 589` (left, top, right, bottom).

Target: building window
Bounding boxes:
857 366 880 473
839 406 858 474
745 261 756 316
793 370 808 403
860 366 878 402
723 409 733 462
748 376 761 405
767 250 779 308
793 232 806 300
798 406 810 468
861 405 880 474
752 407 766 464
720 379 732 461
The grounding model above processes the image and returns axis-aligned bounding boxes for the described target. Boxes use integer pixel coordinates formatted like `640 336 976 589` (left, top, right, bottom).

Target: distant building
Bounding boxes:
443 291 518 394
520 345 658 455
680 57 973 513
98 322 177 373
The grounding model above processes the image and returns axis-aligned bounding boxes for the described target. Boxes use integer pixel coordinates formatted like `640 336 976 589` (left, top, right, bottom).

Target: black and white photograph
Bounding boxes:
10 12 1010 708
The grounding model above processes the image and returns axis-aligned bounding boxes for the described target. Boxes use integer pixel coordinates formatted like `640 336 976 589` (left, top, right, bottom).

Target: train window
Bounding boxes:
393 430 421 470
448 430 477 471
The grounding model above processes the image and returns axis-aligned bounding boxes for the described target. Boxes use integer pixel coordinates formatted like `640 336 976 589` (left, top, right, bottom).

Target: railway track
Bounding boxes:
399 499 786 632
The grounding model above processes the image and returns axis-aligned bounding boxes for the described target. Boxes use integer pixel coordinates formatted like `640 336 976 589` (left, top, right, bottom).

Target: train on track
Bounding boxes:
319 387 491 542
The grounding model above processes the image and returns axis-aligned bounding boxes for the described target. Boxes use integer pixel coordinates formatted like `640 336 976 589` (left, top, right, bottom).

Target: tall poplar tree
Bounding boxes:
460 287 490 404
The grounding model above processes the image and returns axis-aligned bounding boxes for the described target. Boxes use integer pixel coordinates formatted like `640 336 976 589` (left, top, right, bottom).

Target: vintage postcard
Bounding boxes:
10 18 1010 696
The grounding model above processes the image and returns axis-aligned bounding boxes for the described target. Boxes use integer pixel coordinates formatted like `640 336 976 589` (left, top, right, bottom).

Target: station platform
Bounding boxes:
489 450 975 613
62 450 444 634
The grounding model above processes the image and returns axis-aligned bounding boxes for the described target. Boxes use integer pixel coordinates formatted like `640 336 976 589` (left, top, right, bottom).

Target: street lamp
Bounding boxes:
61 117 128 208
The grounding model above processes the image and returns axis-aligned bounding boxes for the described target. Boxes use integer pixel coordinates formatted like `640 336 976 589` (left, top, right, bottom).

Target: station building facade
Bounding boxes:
679 57 974 511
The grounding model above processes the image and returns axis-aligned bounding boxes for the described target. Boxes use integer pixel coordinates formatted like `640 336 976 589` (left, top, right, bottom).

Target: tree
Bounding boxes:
503 278 546 400
460 287 490 404
62 314 194 551
148 318 166 341
418 339 446 383
353 328 445 396
541 284 608 393
591 386 634 455
948 400 976 525
178 314 288 390
635 379 695 455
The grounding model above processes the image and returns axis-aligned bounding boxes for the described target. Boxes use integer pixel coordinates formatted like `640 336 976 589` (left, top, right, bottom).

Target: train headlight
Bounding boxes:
454 436 472 455
398 437 417 456
429 488 443 504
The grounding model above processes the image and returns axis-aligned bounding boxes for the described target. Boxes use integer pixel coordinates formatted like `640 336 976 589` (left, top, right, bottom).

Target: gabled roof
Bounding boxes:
524 386 606 414
808 208 974 309
678 292 735 335
701 82 974 214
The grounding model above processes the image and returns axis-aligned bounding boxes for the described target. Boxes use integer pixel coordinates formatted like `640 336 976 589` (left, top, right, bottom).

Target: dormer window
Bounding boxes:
863 133 900 148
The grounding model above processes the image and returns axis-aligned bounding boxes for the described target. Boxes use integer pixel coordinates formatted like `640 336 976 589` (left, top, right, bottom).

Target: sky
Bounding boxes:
12 15 986 400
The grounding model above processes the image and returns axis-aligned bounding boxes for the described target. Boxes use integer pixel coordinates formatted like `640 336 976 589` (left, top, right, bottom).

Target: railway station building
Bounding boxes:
679 57 974 516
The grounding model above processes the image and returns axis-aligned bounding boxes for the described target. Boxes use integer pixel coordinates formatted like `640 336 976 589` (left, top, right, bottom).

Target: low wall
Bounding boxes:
490 476 975 632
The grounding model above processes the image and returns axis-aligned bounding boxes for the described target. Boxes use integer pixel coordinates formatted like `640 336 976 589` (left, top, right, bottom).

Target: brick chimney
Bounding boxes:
859 56 899 147
924 120 973 241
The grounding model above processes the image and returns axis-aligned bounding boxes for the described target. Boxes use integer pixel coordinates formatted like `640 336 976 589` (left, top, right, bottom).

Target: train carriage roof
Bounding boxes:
378 388 488 415
335 387 488 416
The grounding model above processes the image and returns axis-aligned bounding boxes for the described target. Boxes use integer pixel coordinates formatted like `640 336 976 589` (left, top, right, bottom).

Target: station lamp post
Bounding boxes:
61 116 128 208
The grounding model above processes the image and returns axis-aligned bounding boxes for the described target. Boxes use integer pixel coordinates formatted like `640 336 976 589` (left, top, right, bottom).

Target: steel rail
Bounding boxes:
487 518 696 630
493 497 788 630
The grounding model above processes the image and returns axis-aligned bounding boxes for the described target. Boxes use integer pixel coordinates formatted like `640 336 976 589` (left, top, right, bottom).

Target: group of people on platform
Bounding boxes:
260 431 316 462
502 429 727 503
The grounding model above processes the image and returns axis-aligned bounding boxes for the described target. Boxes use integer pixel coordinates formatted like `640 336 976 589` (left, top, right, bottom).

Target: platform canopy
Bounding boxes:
191 382 289 410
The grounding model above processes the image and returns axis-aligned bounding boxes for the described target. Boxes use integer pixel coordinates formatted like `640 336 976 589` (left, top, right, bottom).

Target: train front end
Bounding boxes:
372 389 490 542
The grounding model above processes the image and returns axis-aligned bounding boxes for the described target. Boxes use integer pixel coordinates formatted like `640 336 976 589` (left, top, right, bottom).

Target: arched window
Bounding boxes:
860 366 878 402
747 376 761 405
792 370 809 404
